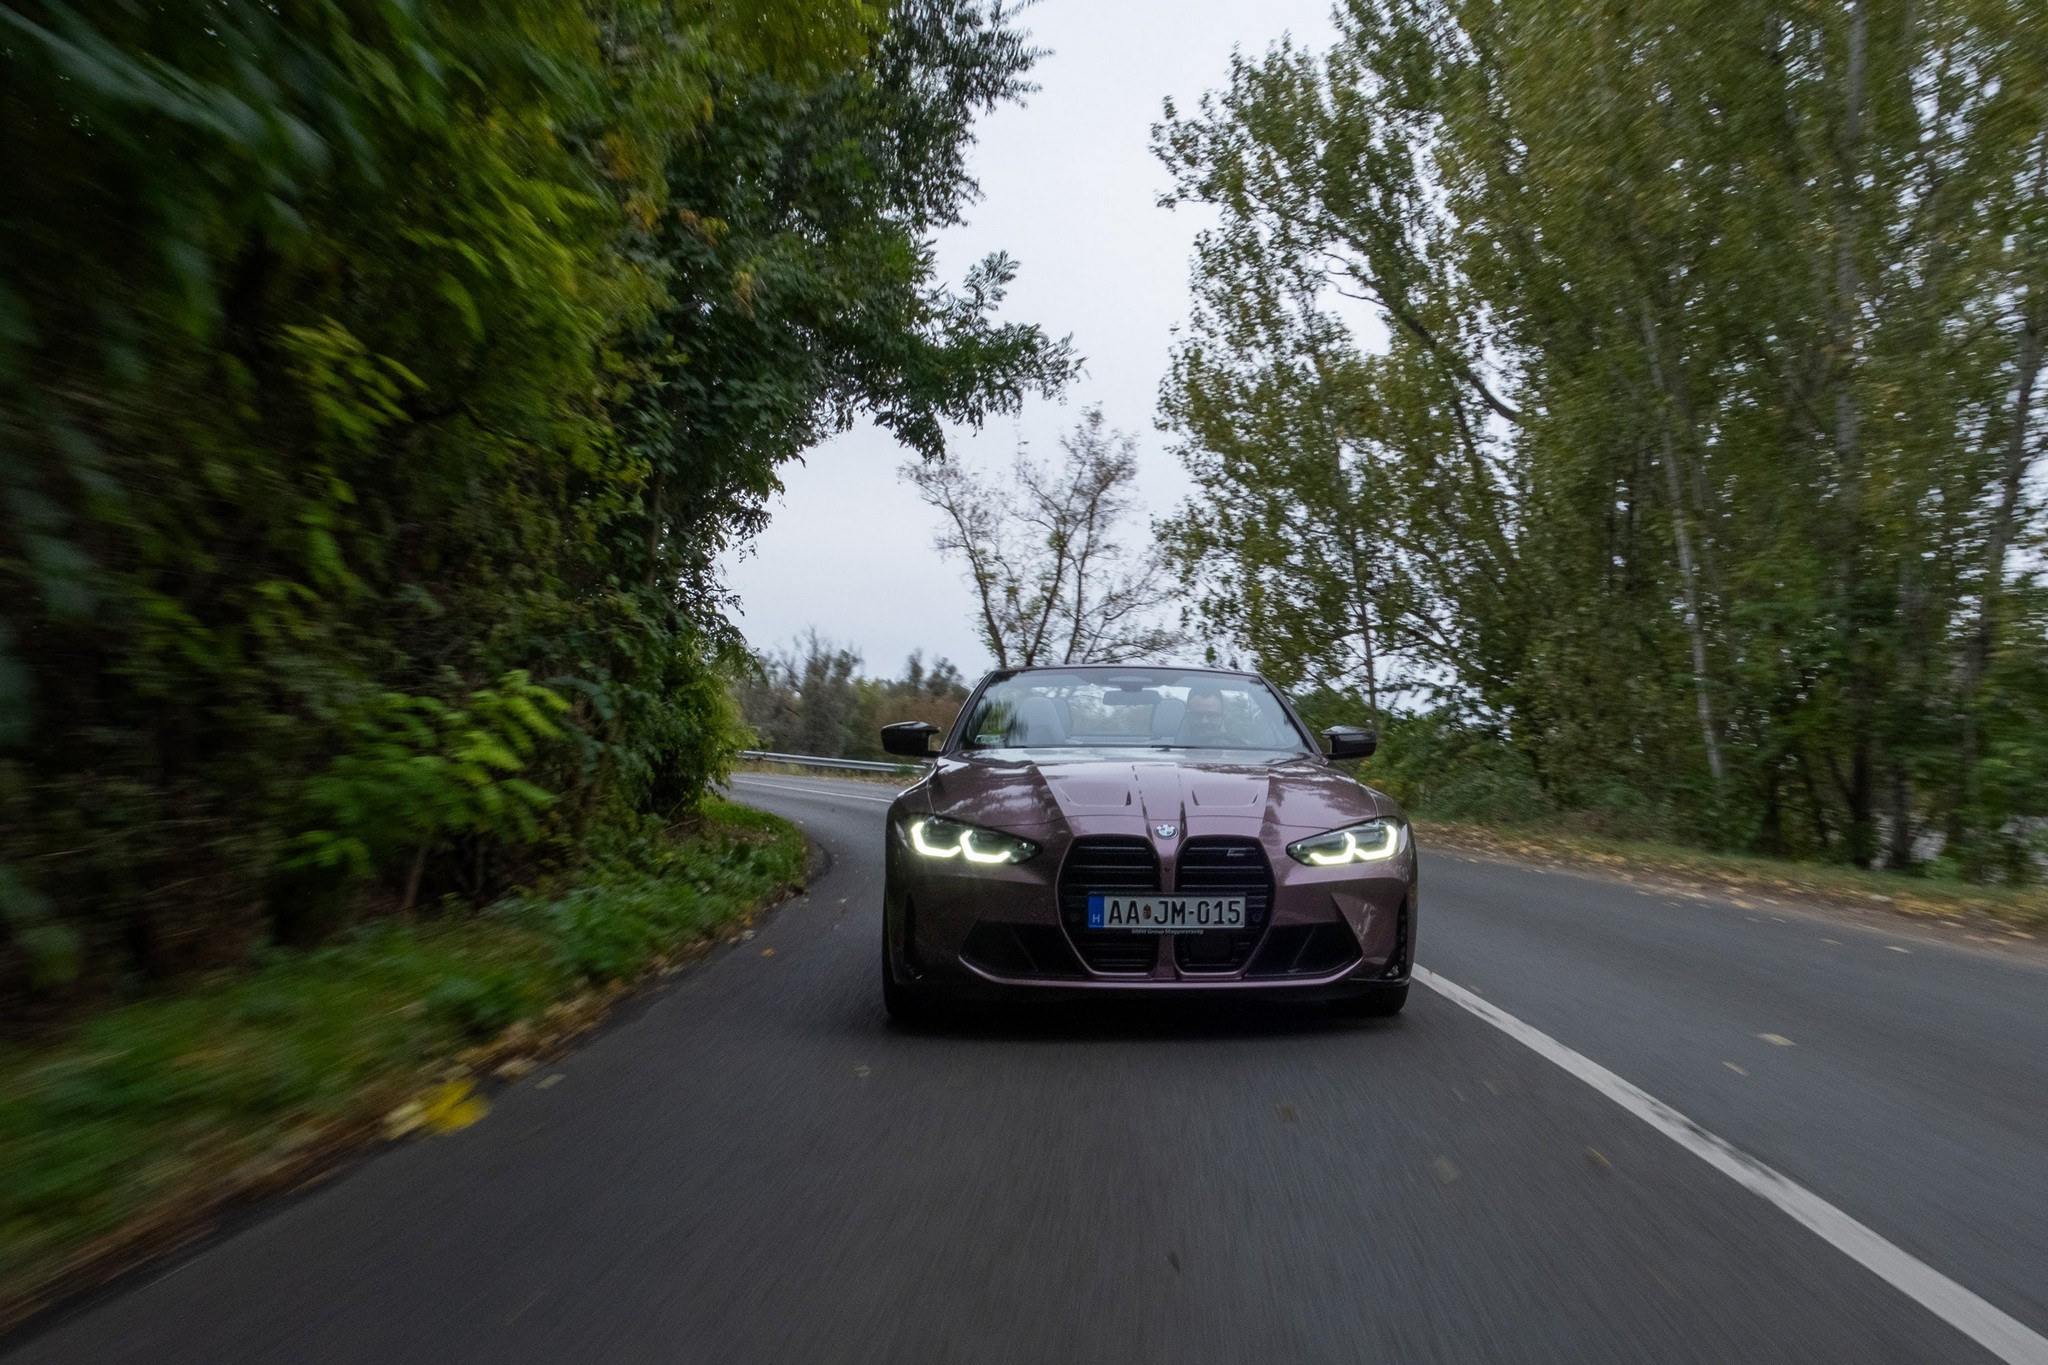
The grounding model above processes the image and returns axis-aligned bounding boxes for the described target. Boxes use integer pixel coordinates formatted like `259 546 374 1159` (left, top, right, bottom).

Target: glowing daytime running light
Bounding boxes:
1285 819 1403 867
907 816 1040 866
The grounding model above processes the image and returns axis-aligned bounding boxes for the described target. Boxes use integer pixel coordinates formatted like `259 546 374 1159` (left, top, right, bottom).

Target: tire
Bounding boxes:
881 931 933 1024
1333 982 1408 1018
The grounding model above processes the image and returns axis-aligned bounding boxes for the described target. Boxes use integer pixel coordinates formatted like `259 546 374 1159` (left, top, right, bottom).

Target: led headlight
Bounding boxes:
906 816 1041 866
1285 818 1405 866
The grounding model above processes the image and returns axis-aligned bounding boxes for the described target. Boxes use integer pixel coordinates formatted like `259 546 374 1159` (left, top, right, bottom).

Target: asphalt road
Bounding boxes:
9 772 2047 1364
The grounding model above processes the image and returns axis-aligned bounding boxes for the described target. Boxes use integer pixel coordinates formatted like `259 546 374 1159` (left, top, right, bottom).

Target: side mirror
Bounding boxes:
880 721 940 758
1321 725 1376 761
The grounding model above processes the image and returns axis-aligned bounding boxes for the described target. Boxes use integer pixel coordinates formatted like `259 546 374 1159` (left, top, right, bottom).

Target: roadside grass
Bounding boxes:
1419 819 2048 935
0 797 805 1319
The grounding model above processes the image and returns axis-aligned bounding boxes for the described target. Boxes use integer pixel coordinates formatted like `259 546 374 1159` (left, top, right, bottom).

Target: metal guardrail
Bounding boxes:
737 749 926 775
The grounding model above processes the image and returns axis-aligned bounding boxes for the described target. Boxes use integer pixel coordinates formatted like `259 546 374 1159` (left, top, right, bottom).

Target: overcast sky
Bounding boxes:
718 0 1341 679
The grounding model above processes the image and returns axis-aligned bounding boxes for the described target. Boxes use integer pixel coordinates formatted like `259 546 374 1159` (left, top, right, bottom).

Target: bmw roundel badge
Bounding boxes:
1153 823 1179 840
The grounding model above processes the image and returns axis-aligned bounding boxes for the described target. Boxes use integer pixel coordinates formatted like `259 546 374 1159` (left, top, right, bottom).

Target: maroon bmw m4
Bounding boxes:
876 665 1418 1020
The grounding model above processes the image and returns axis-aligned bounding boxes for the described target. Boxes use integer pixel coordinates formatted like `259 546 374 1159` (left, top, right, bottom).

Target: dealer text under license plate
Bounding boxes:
1087 894 1246 933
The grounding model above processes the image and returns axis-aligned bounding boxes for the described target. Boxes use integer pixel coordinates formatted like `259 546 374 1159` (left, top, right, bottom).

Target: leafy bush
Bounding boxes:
506 801 804 984
288 673 568 890
1361 711 1555 826
0 1 1069 1006
424 971 541 1041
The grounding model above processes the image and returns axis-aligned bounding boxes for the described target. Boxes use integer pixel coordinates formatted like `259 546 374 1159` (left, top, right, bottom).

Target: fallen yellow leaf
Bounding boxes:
392 1079 490 1137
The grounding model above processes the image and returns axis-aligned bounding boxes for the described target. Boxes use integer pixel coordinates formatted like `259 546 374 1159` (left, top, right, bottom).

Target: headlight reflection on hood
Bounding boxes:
907 816 1041 866
1285 818 1405 866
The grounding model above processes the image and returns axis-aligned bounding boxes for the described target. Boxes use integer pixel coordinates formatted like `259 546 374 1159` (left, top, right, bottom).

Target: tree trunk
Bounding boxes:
1796 745 1832 853
401 842 429 914
1759 766 1784 856
1640 303 1724 787
1848 743 1876 867
1885 764 1915 870
1345 531 1379 718
1063 500 1103 665
642 469 665 590
1833 0 1876 865
977 566 1011 669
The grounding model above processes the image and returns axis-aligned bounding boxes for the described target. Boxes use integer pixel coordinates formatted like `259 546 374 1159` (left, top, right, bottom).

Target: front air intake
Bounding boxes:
1243 922 1362 977
1379 899 1410 979
961 922 1086 979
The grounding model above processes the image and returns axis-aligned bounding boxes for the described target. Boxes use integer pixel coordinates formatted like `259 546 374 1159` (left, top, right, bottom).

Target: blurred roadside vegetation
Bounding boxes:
0 0 1072 1020
0 798 805 1315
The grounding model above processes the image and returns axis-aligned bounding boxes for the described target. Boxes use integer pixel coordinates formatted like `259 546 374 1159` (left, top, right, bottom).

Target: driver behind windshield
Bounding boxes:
1178 684 1231 746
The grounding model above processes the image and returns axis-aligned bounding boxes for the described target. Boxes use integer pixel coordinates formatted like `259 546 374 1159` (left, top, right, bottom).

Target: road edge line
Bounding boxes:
1412 965 2048 1365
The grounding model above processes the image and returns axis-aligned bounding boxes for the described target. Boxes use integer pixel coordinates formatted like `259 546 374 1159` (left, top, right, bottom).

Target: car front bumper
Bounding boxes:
885 824 1418 1002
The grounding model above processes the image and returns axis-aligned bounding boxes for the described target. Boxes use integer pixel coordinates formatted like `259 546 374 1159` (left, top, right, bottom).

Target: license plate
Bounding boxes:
1087 894 1246 933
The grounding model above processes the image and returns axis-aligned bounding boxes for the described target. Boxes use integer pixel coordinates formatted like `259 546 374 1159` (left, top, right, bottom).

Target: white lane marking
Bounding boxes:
727 777 897 804
1414 966 2048 1365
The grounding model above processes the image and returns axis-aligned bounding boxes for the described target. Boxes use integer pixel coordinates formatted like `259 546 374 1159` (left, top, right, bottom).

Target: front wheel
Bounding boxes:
1332 982 1408 1018
881 932 933 1024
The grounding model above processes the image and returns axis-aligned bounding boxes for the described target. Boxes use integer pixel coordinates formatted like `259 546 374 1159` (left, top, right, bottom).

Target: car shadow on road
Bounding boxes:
873 997 1407 1045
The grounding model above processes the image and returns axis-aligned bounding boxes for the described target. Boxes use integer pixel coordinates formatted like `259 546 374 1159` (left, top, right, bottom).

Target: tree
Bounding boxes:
734 641 970 758
905 407 1179 668
1155 0 2048 869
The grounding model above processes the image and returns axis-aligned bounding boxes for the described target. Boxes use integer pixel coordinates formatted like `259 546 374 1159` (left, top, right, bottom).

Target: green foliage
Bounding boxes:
1157 0 2048 874
1295 689 1553 827
288 673 568 880
484 795 806 992
424 969 544 1041
0 797 802 1291
0 0 1070 1004
1369 723 1553 830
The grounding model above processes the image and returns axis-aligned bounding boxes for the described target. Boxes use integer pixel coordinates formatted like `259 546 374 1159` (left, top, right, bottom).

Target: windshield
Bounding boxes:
958 670 1310 753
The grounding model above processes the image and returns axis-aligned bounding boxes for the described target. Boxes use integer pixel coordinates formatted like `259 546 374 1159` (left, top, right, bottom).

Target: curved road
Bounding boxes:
9 772 2048 1363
